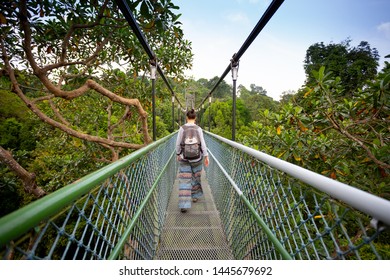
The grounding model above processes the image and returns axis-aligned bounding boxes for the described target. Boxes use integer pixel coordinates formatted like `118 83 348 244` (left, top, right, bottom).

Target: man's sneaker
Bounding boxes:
180 208 187 213
192 198 198 203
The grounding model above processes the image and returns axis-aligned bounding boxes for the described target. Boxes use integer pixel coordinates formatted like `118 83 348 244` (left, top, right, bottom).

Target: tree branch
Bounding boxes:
0 146 46 197
16 0 152 145
1 40 148 150
326 113 390 169
59 0 110 63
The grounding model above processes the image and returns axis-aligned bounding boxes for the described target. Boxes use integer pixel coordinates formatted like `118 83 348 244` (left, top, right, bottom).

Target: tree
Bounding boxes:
249 84 267 95
202 99 251 139
238 84 277 122
200 76 232 100
304 39 379 95
279 90 296 105
241 64 389 196
0 0 192 197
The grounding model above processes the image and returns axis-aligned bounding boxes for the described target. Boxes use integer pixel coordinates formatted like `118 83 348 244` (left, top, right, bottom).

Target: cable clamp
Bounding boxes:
370 218 388 232
150 58 157 80
230 54 239 81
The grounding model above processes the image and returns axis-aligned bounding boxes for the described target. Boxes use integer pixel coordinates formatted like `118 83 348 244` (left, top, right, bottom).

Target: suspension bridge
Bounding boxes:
0 0 389 260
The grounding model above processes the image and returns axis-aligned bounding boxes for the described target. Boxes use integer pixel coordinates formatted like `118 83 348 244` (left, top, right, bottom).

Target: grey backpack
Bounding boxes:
181 125 201 160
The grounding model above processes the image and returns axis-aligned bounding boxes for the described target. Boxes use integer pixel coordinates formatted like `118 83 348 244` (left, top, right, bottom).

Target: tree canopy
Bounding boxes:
0 0 192 157
0 0 388 222
0 0 192 208
304 39 379 94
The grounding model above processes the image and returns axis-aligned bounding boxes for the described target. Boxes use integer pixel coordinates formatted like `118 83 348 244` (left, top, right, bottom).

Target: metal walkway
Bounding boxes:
155 170 234 260
1 132 389 260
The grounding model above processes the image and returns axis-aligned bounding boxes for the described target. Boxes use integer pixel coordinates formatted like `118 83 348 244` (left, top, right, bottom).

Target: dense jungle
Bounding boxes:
0 0 389 221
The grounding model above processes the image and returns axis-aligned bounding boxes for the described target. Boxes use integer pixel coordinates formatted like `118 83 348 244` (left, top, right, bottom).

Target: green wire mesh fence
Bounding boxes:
204 131 390 260
1 130 389 260
0 133 178 260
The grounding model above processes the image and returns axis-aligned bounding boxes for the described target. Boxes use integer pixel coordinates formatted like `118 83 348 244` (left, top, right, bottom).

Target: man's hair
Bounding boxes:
186 109 196 120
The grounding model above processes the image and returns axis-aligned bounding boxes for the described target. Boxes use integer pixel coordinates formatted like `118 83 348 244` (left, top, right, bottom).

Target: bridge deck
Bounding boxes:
155 170 234 260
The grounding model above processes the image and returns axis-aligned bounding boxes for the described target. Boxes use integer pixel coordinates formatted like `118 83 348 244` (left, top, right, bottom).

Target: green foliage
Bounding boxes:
0 88 40 214
29 129 107 193
198 77 232 100
239 65 389 198
0 0 193 218
238 84 278 121
0 116 38 151
0 0 388 259
0 118 22 149
304 40 379 94
200 99 251 138
1 0 192 79
0 86 27 119
0 170 22 217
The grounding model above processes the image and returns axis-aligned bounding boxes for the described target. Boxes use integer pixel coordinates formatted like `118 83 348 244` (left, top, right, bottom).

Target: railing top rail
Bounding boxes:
0 132 177 247
205 131 390 226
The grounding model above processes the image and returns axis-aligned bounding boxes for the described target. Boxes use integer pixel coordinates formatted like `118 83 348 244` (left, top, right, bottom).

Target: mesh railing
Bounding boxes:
204 131 390 260
0 133 178 260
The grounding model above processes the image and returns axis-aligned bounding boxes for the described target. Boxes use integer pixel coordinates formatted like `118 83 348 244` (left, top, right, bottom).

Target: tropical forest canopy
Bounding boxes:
0 0 389 217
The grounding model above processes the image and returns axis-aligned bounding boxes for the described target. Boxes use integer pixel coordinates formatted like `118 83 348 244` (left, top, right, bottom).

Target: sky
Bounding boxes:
175 0 390 101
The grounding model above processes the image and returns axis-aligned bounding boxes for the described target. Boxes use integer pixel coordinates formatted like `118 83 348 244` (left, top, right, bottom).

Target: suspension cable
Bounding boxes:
197 0 284 109
113 0 184 109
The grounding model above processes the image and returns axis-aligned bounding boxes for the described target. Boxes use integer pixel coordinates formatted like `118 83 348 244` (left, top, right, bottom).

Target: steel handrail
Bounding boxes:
0 132 177 247
205 131 390 226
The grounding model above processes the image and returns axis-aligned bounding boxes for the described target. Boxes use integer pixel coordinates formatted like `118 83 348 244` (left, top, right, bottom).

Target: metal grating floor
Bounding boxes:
155 170 234 260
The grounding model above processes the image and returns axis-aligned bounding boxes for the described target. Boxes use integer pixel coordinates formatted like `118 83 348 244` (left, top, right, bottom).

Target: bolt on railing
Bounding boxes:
0 133 178 260
204 131 390 260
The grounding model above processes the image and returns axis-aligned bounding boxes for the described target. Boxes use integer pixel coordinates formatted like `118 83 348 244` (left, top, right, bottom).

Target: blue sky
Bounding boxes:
175 0 390 100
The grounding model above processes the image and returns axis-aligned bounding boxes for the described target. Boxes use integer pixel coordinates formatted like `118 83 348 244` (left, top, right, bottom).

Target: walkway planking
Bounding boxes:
155 170 234 260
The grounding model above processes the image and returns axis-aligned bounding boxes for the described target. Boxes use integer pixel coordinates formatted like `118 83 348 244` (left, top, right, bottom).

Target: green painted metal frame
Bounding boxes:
0 132 176 248
204 131 389 260
208 149 292 260
108 149 175 259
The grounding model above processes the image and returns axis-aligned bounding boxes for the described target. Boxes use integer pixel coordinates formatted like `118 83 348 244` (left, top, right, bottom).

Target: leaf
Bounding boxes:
104 8 111 17
304 88 313 98
318 66 326 81
144 21 155 30
373 138 381 147
293 153 301 161
0 13 6 24
294 106 303 114
277 151 286 158
140 2 150 18
172 13 182 22
297 119 308 132
361 157 371 163
336 169 346 176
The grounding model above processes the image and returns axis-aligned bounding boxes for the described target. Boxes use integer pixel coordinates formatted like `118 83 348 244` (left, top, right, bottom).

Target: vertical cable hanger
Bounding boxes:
114 0 184 109
196 0 285 110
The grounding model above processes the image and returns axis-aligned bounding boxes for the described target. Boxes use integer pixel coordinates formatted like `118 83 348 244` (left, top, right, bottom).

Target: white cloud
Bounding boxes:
377 22 390 38
226 12 250 25
247 0 271 5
